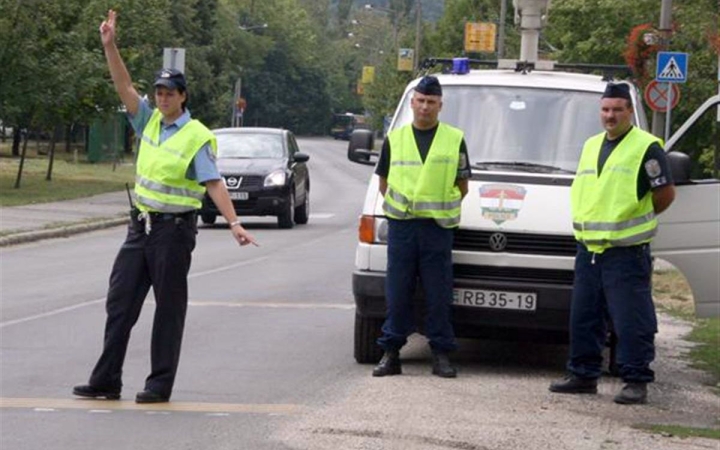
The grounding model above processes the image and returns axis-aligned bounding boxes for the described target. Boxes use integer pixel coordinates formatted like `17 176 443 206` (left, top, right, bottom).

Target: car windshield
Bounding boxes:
392 86 606 173
215 133 285 159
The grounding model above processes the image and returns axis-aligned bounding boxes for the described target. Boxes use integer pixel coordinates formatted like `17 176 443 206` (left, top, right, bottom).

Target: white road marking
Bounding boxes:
1 224 353 328
309 213 335 219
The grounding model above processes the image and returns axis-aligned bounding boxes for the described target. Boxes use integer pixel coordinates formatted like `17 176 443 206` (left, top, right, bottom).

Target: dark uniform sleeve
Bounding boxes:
374 138 391 178
637 142 674 199
457 138 471 180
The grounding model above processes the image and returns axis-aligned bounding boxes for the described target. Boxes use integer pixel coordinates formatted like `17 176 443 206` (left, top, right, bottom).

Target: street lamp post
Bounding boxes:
365 2 422 70
364 3 400 50
414 0 421 70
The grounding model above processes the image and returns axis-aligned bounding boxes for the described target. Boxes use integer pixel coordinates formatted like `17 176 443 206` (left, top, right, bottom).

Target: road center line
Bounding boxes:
0 398 302 414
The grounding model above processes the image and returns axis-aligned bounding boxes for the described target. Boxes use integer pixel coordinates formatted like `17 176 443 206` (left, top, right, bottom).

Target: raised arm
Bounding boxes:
99 10 140 116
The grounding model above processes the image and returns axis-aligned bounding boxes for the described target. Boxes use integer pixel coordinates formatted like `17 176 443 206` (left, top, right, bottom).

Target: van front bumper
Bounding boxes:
352 269 573 344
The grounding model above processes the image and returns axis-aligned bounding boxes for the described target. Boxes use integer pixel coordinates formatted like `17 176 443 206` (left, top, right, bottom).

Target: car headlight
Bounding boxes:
264 170 286 187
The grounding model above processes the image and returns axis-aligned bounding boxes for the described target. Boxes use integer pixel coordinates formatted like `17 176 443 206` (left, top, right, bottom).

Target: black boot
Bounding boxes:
549 375 598 394
72 384 121 400
372 349 401 377
431 352 457 378
613 382 647 404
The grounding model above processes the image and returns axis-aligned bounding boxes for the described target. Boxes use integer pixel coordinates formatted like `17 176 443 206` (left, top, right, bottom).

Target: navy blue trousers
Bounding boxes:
567 243 657 383
89 215 196 397
377 219 458 353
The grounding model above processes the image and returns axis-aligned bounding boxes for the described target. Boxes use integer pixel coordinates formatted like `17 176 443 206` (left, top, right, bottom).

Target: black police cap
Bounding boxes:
414 76 442 96
602 83 631 100
154 68 187 91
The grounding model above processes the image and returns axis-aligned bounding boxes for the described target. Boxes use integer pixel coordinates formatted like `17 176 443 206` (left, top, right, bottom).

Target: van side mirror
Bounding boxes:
666 151 691 184
347 129 377 166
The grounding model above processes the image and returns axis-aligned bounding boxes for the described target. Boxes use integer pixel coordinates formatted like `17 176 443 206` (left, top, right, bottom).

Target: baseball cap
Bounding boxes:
154 68 187 91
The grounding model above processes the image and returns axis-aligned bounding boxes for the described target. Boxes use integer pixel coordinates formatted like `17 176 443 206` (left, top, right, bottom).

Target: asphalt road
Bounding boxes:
1 137 718 450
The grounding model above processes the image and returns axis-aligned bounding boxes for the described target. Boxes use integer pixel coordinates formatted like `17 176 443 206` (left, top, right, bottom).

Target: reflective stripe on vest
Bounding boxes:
134 109 217 213
570 127 661 253
383 123 464 228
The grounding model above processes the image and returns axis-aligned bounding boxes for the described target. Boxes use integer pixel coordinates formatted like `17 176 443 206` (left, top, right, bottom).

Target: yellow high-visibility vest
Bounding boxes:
571 127 661 253
383 123 464 228
134 109 217 213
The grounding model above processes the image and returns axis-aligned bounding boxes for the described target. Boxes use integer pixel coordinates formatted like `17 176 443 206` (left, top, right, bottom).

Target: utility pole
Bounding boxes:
652 0 673 138
414 0 422 70
498 0 507 59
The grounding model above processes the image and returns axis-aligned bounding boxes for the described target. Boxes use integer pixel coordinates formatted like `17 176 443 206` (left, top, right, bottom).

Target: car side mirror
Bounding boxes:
666 151 691 184
347 129 376 166
293 152 310 163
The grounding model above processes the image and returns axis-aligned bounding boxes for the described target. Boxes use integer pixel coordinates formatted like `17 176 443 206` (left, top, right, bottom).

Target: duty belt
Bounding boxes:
131 208 196 234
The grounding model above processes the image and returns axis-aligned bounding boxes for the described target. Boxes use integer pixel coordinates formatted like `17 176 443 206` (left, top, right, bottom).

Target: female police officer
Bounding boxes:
73 10 257 403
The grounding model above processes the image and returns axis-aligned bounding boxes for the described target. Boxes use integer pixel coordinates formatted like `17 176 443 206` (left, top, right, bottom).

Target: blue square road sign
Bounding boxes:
656 52 688 83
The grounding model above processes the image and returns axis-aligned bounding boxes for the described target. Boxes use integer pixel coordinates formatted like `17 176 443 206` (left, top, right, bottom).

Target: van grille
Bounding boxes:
453 229 577 257
454 264 574 285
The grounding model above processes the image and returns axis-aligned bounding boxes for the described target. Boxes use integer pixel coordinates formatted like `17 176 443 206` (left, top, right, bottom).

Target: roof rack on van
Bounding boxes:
419 57 632 81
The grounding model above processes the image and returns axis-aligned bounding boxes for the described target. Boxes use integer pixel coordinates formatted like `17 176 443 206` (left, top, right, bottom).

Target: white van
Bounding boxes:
347 60 720 363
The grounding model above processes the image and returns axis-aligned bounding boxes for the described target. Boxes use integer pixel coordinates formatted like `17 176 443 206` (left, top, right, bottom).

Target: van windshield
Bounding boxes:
392 86 605 173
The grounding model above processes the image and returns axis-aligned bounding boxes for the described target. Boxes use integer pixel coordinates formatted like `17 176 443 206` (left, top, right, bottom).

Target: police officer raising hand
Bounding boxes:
73 9 256 405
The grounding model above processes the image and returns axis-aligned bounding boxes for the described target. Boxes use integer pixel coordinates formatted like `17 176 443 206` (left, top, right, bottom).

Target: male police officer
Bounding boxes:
73 10 257 403
549 83 675 404
372 76 471 378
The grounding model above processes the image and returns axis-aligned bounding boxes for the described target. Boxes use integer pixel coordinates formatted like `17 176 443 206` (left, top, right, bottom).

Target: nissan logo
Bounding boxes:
489 232 508 252
225 176 242 188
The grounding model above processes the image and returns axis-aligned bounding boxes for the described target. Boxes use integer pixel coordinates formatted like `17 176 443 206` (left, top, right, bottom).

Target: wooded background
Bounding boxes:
0 0 717 169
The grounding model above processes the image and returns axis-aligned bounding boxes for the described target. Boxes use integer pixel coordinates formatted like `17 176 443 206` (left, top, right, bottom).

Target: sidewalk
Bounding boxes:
0 191 130 247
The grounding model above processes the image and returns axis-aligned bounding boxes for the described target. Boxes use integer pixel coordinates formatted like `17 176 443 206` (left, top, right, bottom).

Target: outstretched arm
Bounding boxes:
99 10 140 116
205 180 258 247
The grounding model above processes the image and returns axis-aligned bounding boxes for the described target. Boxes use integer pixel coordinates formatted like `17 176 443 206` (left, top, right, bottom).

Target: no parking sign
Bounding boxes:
644 80 680 112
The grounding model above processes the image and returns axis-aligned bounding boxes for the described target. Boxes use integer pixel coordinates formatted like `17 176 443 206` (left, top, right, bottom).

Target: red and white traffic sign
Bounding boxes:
644 80 680 112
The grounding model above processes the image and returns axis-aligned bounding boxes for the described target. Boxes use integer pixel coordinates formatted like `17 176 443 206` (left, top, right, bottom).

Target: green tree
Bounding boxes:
545 0 718 176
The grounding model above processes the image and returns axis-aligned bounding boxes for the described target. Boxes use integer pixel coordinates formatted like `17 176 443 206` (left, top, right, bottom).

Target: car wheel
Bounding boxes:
294 190 309 225
200 213 216 225
354 313 384 364
277 192 295 229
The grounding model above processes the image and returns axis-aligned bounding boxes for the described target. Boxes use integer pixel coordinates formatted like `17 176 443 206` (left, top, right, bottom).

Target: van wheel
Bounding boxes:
201 213 216 225
354 313 383 364
294 190 309 225
278 192 295 229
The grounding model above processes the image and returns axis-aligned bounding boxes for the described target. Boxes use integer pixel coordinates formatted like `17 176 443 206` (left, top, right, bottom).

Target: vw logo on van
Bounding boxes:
488 233 508 252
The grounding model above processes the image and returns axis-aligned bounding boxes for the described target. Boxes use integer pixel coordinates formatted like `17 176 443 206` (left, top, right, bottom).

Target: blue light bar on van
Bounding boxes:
452 57 470 75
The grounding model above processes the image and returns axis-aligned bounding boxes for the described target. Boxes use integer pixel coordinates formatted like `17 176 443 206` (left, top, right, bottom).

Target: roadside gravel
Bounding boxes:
275 312 719 450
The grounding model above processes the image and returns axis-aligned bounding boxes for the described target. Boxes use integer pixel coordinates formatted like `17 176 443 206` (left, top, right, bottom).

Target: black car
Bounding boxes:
199 127 310 229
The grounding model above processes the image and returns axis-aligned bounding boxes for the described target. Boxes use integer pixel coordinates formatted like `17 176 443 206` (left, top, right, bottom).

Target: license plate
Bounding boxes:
453 288 537 311
229 192 249 200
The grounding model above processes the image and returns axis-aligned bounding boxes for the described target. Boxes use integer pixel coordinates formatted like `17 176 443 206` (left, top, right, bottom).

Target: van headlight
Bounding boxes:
264 170 286 187
359 215 388 244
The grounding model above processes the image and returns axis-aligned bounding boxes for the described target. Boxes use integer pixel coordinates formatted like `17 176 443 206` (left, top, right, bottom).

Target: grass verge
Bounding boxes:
653 267 720 385
0 155 134 207
646 267 720 440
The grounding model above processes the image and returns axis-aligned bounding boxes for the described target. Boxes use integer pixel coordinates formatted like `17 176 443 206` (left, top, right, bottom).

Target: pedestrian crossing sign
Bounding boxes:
656 52 688 83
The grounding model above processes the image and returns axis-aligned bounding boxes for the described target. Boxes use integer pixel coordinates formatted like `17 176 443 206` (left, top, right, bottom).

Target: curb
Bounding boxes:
0 215 129 247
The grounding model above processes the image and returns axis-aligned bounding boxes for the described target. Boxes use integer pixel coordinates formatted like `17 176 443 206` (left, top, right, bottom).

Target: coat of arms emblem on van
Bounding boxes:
479 184 527 225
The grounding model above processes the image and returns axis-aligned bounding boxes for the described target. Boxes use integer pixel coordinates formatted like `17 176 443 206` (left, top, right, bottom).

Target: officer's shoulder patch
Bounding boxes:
644 159 662 178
